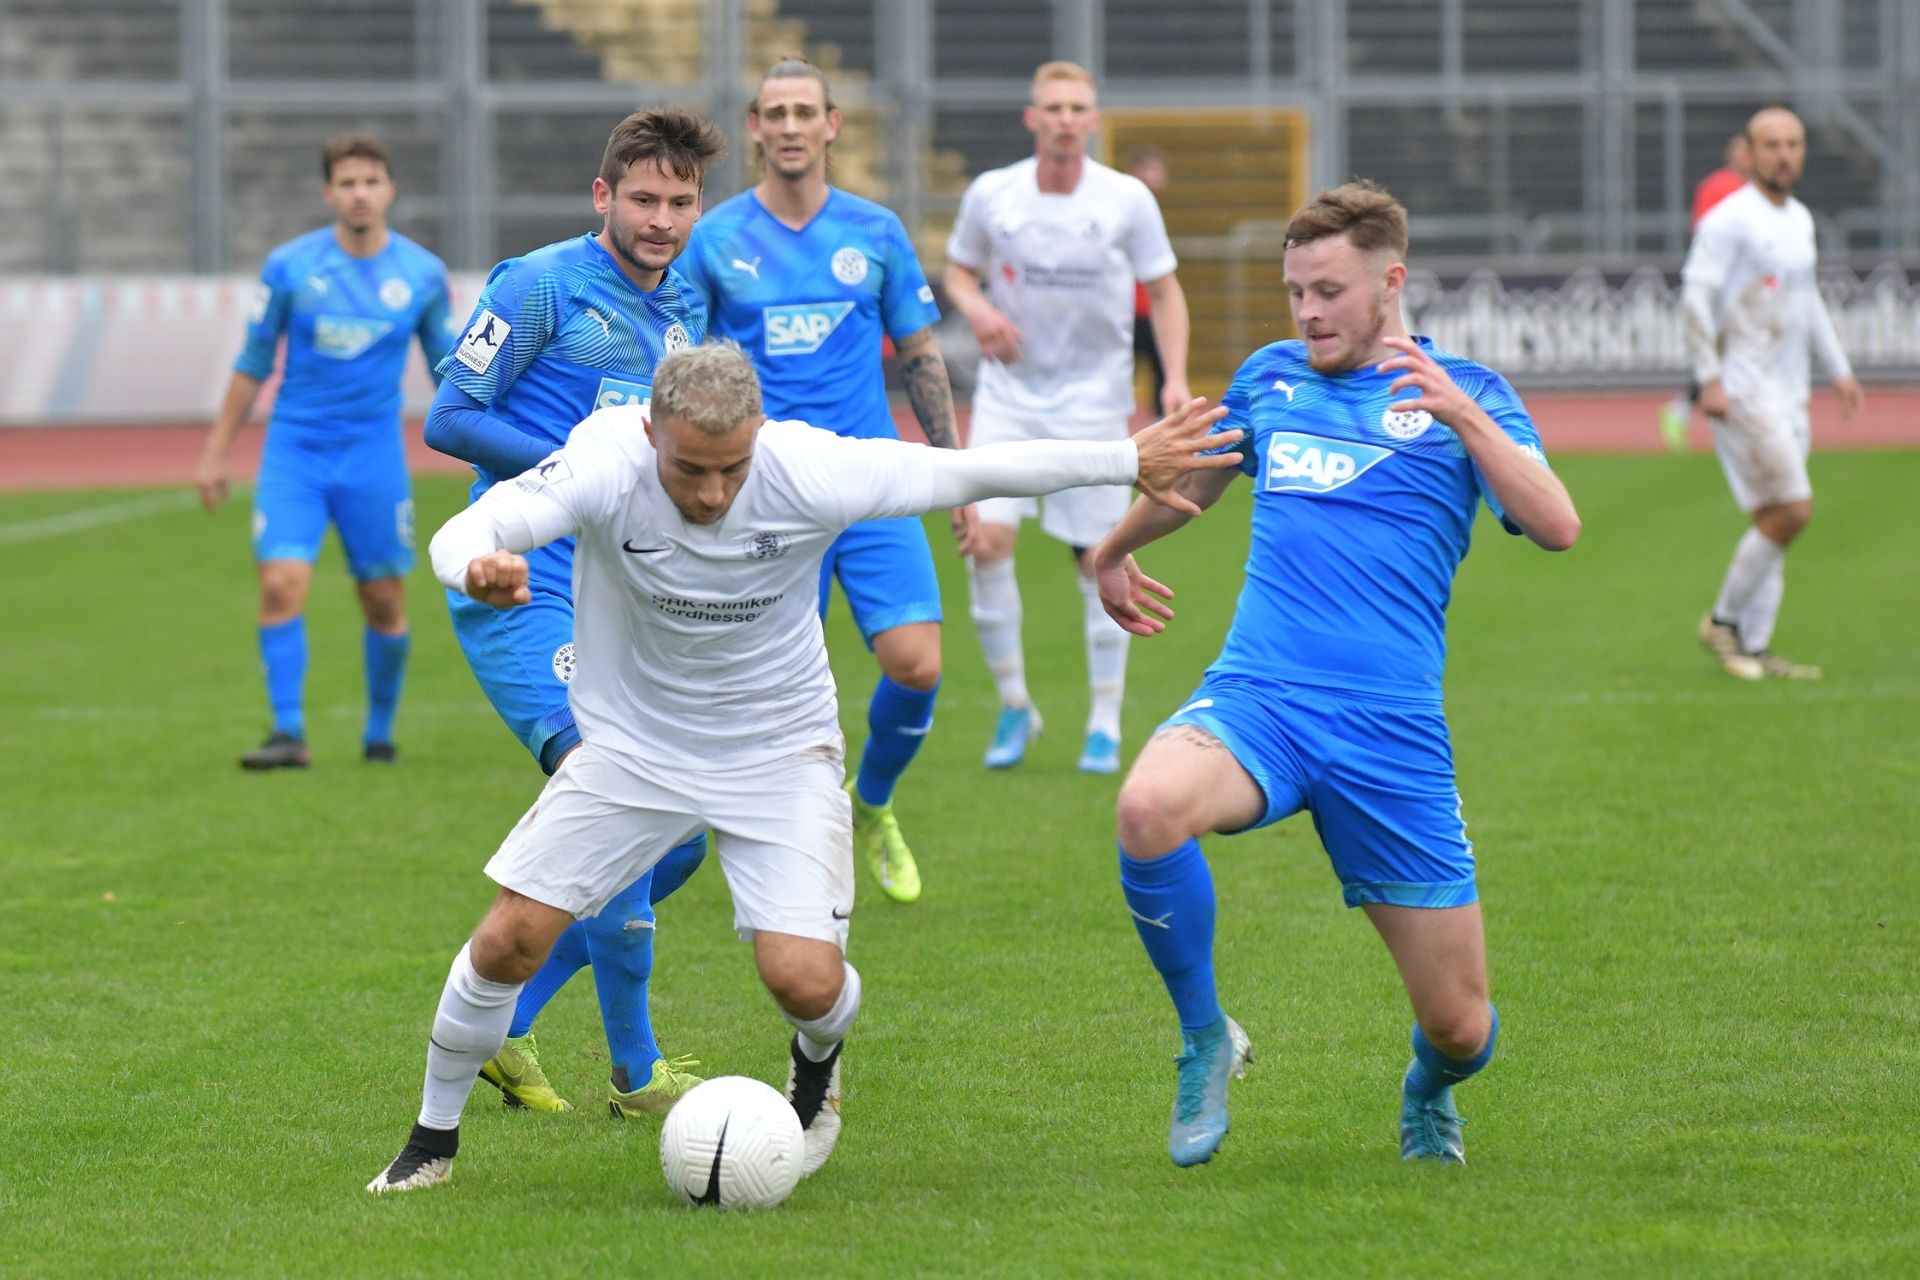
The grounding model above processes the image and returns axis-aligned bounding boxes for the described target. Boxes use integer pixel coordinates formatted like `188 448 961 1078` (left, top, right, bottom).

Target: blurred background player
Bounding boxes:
943 61 1191 776
422 109 722 1117
1126 148 1172 412
195 134 452 770
1659 131 1755 450
1092 181 1579 1168
1684 106 1861 681
678 56 969 905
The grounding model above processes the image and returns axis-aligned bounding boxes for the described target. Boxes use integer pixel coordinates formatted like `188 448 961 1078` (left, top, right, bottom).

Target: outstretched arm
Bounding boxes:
918 398 1238 513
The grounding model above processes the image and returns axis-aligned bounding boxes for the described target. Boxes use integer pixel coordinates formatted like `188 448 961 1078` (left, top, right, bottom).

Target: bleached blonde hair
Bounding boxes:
652 341 762 436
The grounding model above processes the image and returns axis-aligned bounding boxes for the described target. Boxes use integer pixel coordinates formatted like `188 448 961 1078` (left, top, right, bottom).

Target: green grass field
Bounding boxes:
3 452 1915 1277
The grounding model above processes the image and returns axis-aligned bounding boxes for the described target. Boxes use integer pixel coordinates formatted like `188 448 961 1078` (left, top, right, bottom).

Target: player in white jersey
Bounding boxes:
365 341 1242 1194
943 60 1193 775
1682 105 1861 680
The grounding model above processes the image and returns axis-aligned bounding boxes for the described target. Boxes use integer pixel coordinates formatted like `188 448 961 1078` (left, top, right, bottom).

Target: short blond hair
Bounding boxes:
652 342 762 436
1284 180 1409 259
1030 60 1096 102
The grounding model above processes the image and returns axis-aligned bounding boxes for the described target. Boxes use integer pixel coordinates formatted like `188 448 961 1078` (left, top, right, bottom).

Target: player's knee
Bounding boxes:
1115 778 1192 858
762 954 842 1021
1420 1003 1492 1061
883 647 942 691
258 565 307 618
358 588 407 632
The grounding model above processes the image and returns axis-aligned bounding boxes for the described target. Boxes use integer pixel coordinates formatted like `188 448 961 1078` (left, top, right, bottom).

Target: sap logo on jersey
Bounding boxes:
764 302 855 356
312 315 394 359
595 377 651 411
1263 432 1392 494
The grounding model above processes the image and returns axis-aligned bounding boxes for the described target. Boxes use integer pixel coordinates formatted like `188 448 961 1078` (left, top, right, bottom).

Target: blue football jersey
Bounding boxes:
438 234 706 490
1208 337 1549 701
237 227 454 443
436 233 706 587
679 189 939 439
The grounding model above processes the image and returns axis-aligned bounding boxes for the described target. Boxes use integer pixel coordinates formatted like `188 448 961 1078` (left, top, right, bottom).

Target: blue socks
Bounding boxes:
584 874 662 1087
509 921 589 1038
504 834 707 1082
1406 1004 1500 1102
258 618 307 737
648 834 707 903
1119 840 1221 1032
855 676 938 807
363 626 409 748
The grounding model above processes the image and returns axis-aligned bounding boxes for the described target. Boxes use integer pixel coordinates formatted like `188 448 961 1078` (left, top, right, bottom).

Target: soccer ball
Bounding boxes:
659 1075 805 1209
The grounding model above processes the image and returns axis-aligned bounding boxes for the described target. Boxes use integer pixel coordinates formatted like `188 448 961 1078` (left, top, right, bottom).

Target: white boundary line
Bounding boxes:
0 491 201 545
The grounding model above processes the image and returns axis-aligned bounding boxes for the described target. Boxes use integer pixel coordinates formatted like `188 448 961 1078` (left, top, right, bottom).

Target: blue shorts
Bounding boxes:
817 517 943 648
448 583 578 772
1161 672 1477 909
252 432 413 581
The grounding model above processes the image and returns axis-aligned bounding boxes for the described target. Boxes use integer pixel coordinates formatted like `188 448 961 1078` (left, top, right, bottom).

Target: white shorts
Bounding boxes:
970 411 1133 548
484 737 855 949
1711 392 1811 511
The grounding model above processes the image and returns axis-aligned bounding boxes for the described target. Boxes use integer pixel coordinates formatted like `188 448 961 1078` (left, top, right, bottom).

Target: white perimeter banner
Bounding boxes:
1405 262 1920 388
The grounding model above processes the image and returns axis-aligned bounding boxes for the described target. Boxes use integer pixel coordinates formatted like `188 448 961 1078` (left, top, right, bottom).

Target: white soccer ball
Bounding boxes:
659 1075 805 1209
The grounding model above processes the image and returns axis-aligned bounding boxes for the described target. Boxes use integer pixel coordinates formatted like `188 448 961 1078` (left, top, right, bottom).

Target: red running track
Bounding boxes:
2 387 1914 493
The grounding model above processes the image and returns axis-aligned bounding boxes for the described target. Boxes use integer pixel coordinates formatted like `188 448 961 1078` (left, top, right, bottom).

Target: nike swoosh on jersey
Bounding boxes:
622 540 671 554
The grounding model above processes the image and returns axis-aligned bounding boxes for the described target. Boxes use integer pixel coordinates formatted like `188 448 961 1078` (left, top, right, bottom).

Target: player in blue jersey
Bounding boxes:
196 134 454 770
1090 182 1581 1167
422 109 724 1119
677 56 969 905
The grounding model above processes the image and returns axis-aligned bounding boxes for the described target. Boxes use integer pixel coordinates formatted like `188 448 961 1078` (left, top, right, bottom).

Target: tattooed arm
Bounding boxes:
895 324 979 553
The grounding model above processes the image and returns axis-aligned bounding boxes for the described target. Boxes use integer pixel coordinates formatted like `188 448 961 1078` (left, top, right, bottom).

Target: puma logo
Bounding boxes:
731 256 762 280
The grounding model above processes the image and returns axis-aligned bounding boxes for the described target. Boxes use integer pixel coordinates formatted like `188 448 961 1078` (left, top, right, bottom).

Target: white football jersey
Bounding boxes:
947 157 1177 432
456 409 940 767
1682 184 1844 404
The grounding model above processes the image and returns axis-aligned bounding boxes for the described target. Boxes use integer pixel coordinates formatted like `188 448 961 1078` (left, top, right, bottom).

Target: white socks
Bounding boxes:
1736 558 1786 653
419 942 522 1131
968 556 1030 709
785 962 862 1062
1713 528 1787 652
1079 575 1128 739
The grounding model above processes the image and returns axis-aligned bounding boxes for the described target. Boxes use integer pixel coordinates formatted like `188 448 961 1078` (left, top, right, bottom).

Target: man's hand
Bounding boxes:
967 304 1024 364
465 551 531 609
1835 374 1864 420
194 457 229 513
950 503 981 556
1374 337 1488 428
1697 378 1729 419
1093 550 1176 637
1131 397 1241 515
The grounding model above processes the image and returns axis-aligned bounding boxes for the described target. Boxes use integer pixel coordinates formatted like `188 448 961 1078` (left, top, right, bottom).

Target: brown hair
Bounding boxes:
1284 180 1409 258
1031 60 1096 101
751 53 835 115
321 134 390 182
598 108 726 192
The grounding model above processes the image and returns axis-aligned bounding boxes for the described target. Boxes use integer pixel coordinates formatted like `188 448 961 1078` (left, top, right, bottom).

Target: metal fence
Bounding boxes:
1 0 1914 275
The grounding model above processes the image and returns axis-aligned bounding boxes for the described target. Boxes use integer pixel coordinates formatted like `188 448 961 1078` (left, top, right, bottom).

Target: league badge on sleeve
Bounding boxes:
455 308 510 374
513 453 574 493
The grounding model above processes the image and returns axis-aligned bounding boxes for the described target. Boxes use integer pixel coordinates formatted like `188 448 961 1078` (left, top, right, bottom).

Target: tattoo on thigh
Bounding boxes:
1152 723 1226 752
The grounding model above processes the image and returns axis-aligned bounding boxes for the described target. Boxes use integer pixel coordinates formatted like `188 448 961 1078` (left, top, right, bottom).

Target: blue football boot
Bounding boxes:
983 705 1041 769
1399 1060 1468 1164
1168 1015 1252 1167
1077 728 1121 774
